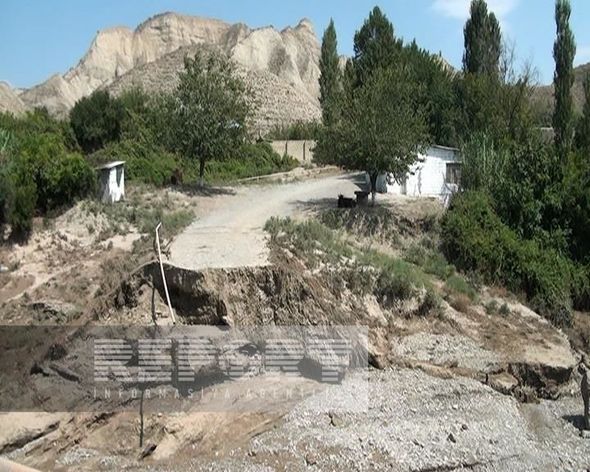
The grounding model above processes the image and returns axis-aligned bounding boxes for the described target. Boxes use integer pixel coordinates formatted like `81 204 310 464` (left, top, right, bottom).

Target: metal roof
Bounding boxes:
96 160 125 170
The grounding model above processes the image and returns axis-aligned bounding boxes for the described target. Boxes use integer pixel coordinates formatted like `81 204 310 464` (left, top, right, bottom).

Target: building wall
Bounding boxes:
370 146 460 202
99 166 125 203
270 140 316 163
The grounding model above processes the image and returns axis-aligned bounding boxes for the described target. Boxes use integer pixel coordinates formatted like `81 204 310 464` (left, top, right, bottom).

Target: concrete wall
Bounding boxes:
270 140 316 163
371 146 460 203
99 166 125 203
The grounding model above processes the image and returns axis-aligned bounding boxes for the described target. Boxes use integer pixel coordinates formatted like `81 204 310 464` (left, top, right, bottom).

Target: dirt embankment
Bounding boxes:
1 181 589 471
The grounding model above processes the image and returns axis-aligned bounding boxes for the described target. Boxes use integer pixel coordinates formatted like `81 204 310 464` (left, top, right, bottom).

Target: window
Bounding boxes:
445 163 461 185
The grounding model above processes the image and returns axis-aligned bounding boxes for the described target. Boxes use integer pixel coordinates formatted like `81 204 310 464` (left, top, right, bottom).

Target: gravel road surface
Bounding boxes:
170 173 362 270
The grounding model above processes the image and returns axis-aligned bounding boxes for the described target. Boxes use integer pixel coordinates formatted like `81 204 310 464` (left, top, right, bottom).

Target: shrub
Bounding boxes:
18 133 95 212
90 139 180 187
266 121 321 140
405 243 455 280
0 130 95 239
417 289 442 317
70 90 123 153
441 191 574 327
444 274 478 301
10 181 37 238
204 142 298 182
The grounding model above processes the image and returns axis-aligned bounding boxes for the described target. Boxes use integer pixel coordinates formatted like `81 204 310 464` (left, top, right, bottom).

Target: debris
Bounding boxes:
305 452 318 465
49 363 81 383
139 443 157 460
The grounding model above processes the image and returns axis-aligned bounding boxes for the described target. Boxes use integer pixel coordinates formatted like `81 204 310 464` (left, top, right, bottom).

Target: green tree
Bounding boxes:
352 6 400 87
70 90 123 153
323 66 427 204
319 19 342 127
170 52 250 185
553 0 576 160
463 0 502 77
575 74 590 153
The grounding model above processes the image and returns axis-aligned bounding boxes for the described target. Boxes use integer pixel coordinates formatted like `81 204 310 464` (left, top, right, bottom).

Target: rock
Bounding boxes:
447 433 457 443
488 372 519 395
305 452 318 465
28 300 80 322
14 13 322 134
328 411 343 427
0 264 9 273
49 363 81 383
139 443 157 460
0 82 26 116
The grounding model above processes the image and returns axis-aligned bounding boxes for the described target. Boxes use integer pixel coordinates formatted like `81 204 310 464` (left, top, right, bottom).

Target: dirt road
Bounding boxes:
169 172 362 270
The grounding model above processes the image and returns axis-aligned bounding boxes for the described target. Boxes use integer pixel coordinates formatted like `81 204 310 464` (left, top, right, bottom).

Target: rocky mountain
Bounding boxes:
2 12 321 133
0 82 27 116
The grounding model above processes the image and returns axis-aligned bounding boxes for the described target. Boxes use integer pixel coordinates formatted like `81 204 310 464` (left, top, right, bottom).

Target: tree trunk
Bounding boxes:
370 171 378 206
198 158 205 187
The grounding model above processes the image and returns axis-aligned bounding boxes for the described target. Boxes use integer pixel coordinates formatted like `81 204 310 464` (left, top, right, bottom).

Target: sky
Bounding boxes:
1 0 589 89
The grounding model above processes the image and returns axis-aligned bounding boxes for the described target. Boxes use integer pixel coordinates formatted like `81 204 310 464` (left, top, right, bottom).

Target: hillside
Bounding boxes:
1 12 321 133
105 45 321 135
532 62 590 123
0 82 26 116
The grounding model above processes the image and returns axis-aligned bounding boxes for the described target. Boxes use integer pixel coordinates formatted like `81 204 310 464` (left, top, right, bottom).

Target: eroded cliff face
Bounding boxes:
9 12 321 131
0 82 26 116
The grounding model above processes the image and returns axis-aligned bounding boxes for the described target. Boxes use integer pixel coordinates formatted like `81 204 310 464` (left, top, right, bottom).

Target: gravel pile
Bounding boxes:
392 333 502 372
184 368 590 471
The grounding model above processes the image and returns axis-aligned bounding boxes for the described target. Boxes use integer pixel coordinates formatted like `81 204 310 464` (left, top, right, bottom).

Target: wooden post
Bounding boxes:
155 223 176 324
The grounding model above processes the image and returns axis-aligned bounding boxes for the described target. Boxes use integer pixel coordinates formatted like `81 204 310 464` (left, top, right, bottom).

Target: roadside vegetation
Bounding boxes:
0 52 296 241
265 215 443 318
315 0 590 328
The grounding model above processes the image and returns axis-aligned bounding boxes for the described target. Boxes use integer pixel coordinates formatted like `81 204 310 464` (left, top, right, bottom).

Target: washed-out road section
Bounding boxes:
169 172 362 270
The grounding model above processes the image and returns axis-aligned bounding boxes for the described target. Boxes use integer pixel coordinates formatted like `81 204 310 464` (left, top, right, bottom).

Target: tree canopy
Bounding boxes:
70 90 123 154
553 0 576 160
324 66 428 202
352 6 400 87
170 52 251 183
463 0 502 77
319 19 342 127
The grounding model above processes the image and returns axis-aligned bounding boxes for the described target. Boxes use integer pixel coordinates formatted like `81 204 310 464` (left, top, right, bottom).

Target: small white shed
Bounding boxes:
97 161 125 203
371 145 461 203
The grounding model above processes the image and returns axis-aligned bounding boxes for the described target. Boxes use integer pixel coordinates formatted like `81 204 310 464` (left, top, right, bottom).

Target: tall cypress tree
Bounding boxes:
463 0 502 77
352 6 399 87
575 74 590 153
553 0 576 159
319 19 341 127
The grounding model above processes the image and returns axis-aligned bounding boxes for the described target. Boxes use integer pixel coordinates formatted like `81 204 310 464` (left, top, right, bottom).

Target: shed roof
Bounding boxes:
96 160 125 170
430 144 460 152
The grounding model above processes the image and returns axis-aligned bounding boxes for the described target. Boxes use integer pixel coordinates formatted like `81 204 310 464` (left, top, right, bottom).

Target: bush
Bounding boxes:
445 274 478 301
404 243 455 280
266 121 321 140
18 133 95 212
442 191 574 327
10 180 37 238
204 142 298 182
90 139 180 187
0 130 95 239
70 90 123 153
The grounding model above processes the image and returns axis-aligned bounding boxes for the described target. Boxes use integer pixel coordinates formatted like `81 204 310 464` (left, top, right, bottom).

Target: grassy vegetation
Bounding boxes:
265 216 442 317
320 206 402 246
204 145 299 183
82 187 194 241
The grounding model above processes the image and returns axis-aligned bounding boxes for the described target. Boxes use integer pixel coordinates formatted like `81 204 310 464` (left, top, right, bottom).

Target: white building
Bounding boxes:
372 145 461 203
97 161 125 203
